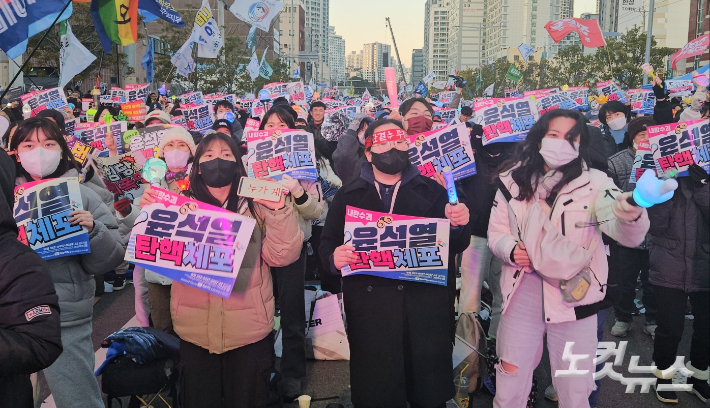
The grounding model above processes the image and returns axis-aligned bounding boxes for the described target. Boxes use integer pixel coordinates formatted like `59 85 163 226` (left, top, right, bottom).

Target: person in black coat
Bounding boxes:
0 149 62 408
319 119 471 408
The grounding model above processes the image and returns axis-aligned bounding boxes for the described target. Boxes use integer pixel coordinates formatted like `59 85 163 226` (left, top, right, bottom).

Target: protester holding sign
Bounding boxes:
487 110 649 408
10 118 125 408
319 118 471 407
258 107 325 400
139 132 303 408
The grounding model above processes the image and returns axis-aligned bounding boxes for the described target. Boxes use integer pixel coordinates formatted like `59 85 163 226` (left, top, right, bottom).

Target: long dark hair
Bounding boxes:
10 117 80 181
259 107 295 130
186 132 257 219
497 109 590 205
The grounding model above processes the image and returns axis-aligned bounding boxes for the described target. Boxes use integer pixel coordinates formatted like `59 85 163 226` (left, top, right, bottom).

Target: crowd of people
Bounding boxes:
0 75 708 408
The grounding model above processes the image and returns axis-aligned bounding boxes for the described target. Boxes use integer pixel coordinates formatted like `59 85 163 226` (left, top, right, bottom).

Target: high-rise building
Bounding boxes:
597 0 618 32
597 0 691 49
411 49 425 84
347 50 363 69
447 0 486 71
362 42 392 83
686 0 709 72
423 0 450 79
328 26 346 83
304 0 330 81
485 0 574 62
279 1 306 75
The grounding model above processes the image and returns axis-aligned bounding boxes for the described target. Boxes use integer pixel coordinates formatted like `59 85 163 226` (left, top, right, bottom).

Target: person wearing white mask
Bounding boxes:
10 117 125 408
598 101 632 152
487 110 650 408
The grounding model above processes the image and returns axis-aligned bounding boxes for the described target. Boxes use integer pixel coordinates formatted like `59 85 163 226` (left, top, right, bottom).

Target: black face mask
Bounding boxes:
199 158 238 188
371 149 410 175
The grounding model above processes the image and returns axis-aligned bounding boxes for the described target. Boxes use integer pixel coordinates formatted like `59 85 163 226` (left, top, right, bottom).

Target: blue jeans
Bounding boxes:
588 308 607 407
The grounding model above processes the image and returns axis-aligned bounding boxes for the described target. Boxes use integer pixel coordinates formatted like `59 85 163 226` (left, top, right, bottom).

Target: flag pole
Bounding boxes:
0 0 72 103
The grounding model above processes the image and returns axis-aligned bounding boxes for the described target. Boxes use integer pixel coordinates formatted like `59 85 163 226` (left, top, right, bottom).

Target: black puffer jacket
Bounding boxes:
0 150 62 408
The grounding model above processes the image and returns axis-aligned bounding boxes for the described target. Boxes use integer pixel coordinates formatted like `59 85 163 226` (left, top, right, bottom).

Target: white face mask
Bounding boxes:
358 131 366 145
607 116 627 131
539 138 580 169
164 149 190 169
19 147 62 178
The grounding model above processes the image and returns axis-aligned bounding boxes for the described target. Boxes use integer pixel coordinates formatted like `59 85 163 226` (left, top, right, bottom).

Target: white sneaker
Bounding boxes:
611 320 631 337
643 324 657 339
545 384 558 402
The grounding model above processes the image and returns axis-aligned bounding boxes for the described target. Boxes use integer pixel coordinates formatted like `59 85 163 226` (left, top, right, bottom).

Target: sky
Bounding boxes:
329 0 597 67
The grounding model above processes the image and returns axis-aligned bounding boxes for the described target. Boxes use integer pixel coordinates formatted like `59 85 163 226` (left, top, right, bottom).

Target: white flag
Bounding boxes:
229 0 285 32
172 34 196 77
195 0 223 58
59 22 96 89
484 83 495 97
246 52 260 80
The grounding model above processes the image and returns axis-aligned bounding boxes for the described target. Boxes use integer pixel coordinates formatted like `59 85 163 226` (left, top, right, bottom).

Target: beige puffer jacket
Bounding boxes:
171 203 303 354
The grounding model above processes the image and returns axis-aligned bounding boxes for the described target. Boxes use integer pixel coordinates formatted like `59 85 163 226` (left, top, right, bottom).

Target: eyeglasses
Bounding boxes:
370 140 409 153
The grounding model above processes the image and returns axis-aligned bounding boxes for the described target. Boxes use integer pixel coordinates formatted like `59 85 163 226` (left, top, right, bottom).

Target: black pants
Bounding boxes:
273 244 307 380
179 334 274 408
652 286 709 371
311 225 342 294
610 244 657 323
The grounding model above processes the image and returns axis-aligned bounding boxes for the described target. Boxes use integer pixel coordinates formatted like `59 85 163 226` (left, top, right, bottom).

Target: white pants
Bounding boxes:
459 235 503 337
133 265 151 326
494 273 597 408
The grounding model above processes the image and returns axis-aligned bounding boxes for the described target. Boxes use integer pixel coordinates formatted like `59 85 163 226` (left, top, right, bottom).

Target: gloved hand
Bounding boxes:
613 192 644 221
688 163 709 187
652 76 667 100
114 194 132 217
628 169 678 208
280 174 304 198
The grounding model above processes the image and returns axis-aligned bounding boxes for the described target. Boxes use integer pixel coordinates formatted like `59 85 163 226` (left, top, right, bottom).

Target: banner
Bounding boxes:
63 134 95 169
648 119 710 177
341 206 450 285
13 177 90 260
407 123 476 180
181 91 205 105
437 91 457 104
596 80 628 103
120 101 148 123
20 88 68 116
473 97 540 145
244 118 261 132
194 0 223 58
95 152 147 200
322 106 361 141
432 80 447 89
535 93 582 115
627 88 655 114
126 83 150 102
666 79 695 98
122 124 171 159
125 187 257 298
670 34 710 70
184 103 214 133
437 109 460 124
523 88 558 98
229 0 285 32
562 86 589 110
75 121 128 157
545 18 606 48
246 128 318 181
171 115 188 129
629 141 655 184
110 87 127 104
286 81 306 105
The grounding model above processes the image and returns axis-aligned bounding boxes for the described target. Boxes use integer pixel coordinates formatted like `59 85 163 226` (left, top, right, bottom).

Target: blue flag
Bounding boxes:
0 0 73 60
142 37 155 84
293 66 300 79
138 0 184 27
414 81 428 97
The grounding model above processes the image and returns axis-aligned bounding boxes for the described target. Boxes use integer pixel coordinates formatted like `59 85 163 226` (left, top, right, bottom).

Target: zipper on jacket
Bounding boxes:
561 213 566 236
548 181 591 220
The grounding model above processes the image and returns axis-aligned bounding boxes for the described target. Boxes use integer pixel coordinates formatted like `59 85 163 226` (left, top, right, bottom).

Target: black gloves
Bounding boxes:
688 163 709 187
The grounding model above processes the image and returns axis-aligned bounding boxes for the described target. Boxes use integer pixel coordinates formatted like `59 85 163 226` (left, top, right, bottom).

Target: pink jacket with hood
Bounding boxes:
487 166 650 323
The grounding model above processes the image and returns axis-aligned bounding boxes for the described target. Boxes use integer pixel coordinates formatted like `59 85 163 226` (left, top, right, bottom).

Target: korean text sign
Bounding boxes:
473 97 540 145
184 103 214 133
627 88 655 114
95 153 147 200
630 141 655 184
563 87 589 110
125 188 256 298
126 83 150 102
13 178 90 260
648 119 710 177
535 93 582 115
21 88 68 116
407 123 477 180
120 101 148 123
74 121 128 157
246 129 318 181
63 134 95 168
342 206 450 285
596 80 628 103
122 124 171 159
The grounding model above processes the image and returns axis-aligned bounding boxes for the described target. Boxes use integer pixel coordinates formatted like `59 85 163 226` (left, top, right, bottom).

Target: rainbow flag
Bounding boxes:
90 0 138 53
